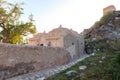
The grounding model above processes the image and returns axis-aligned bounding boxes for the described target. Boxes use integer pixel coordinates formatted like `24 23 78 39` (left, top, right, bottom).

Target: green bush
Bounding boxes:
100 12 115 25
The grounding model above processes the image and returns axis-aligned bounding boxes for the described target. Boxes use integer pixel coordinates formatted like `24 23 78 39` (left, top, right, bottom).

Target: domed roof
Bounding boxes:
30 25 79 39
47 25 79 37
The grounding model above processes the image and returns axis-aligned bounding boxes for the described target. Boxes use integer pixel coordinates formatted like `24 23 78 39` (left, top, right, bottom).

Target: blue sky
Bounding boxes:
8 0 120 33
8 0 66 19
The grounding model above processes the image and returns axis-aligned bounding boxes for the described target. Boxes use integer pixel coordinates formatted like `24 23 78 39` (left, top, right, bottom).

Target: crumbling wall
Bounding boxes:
0 43 71 79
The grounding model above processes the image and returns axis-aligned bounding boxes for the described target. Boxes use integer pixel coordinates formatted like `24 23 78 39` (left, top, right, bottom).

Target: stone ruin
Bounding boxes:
103 5 116 15
29 25 84 59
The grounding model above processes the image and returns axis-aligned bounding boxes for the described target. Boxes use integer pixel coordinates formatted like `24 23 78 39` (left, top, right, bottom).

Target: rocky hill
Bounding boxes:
84 11 120 54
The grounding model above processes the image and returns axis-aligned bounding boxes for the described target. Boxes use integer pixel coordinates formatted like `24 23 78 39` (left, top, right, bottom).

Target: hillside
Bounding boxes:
47 11 120 80
84 11 120 54
47 50 120 80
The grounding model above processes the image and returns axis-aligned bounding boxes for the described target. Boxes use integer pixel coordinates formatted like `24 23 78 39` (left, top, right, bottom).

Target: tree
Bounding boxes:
0 0 36 44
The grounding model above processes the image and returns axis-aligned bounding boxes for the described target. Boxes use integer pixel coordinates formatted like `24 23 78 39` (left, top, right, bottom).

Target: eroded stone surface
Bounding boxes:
0 43 71 79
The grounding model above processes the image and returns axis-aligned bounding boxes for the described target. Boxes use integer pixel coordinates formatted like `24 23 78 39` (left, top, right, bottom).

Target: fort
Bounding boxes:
103 5 116 15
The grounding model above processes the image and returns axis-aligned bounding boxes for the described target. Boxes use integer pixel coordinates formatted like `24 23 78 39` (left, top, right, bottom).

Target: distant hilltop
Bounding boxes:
103 5 116 15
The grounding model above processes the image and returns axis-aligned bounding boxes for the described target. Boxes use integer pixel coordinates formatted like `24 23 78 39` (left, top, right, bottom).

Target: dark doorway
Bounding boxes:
40 44 44 46
72 42 74 45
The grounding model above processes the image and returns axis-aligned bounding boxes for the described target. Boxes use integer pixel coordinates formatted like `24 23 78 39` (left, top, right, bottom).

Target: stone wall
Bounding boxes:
7 54 90 80
45 37 64 47
66 45 76 59
78 33 85 56
64 33 78 59
0 43 71 79
64 33 84 59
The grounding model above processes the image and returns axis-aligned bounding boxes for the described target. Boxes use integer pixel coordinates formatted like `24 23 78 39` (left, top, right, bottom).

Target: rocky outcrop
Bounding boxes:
84 11 120 54
84 11 120 41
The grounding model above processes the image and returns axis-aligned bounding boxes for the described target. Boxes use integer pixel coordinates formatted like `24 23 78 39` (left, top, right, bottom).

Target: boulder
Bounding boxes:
66 70 77 77
90 62 96 66
99 60 102 63
79 65 87 70
102 56 106 60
